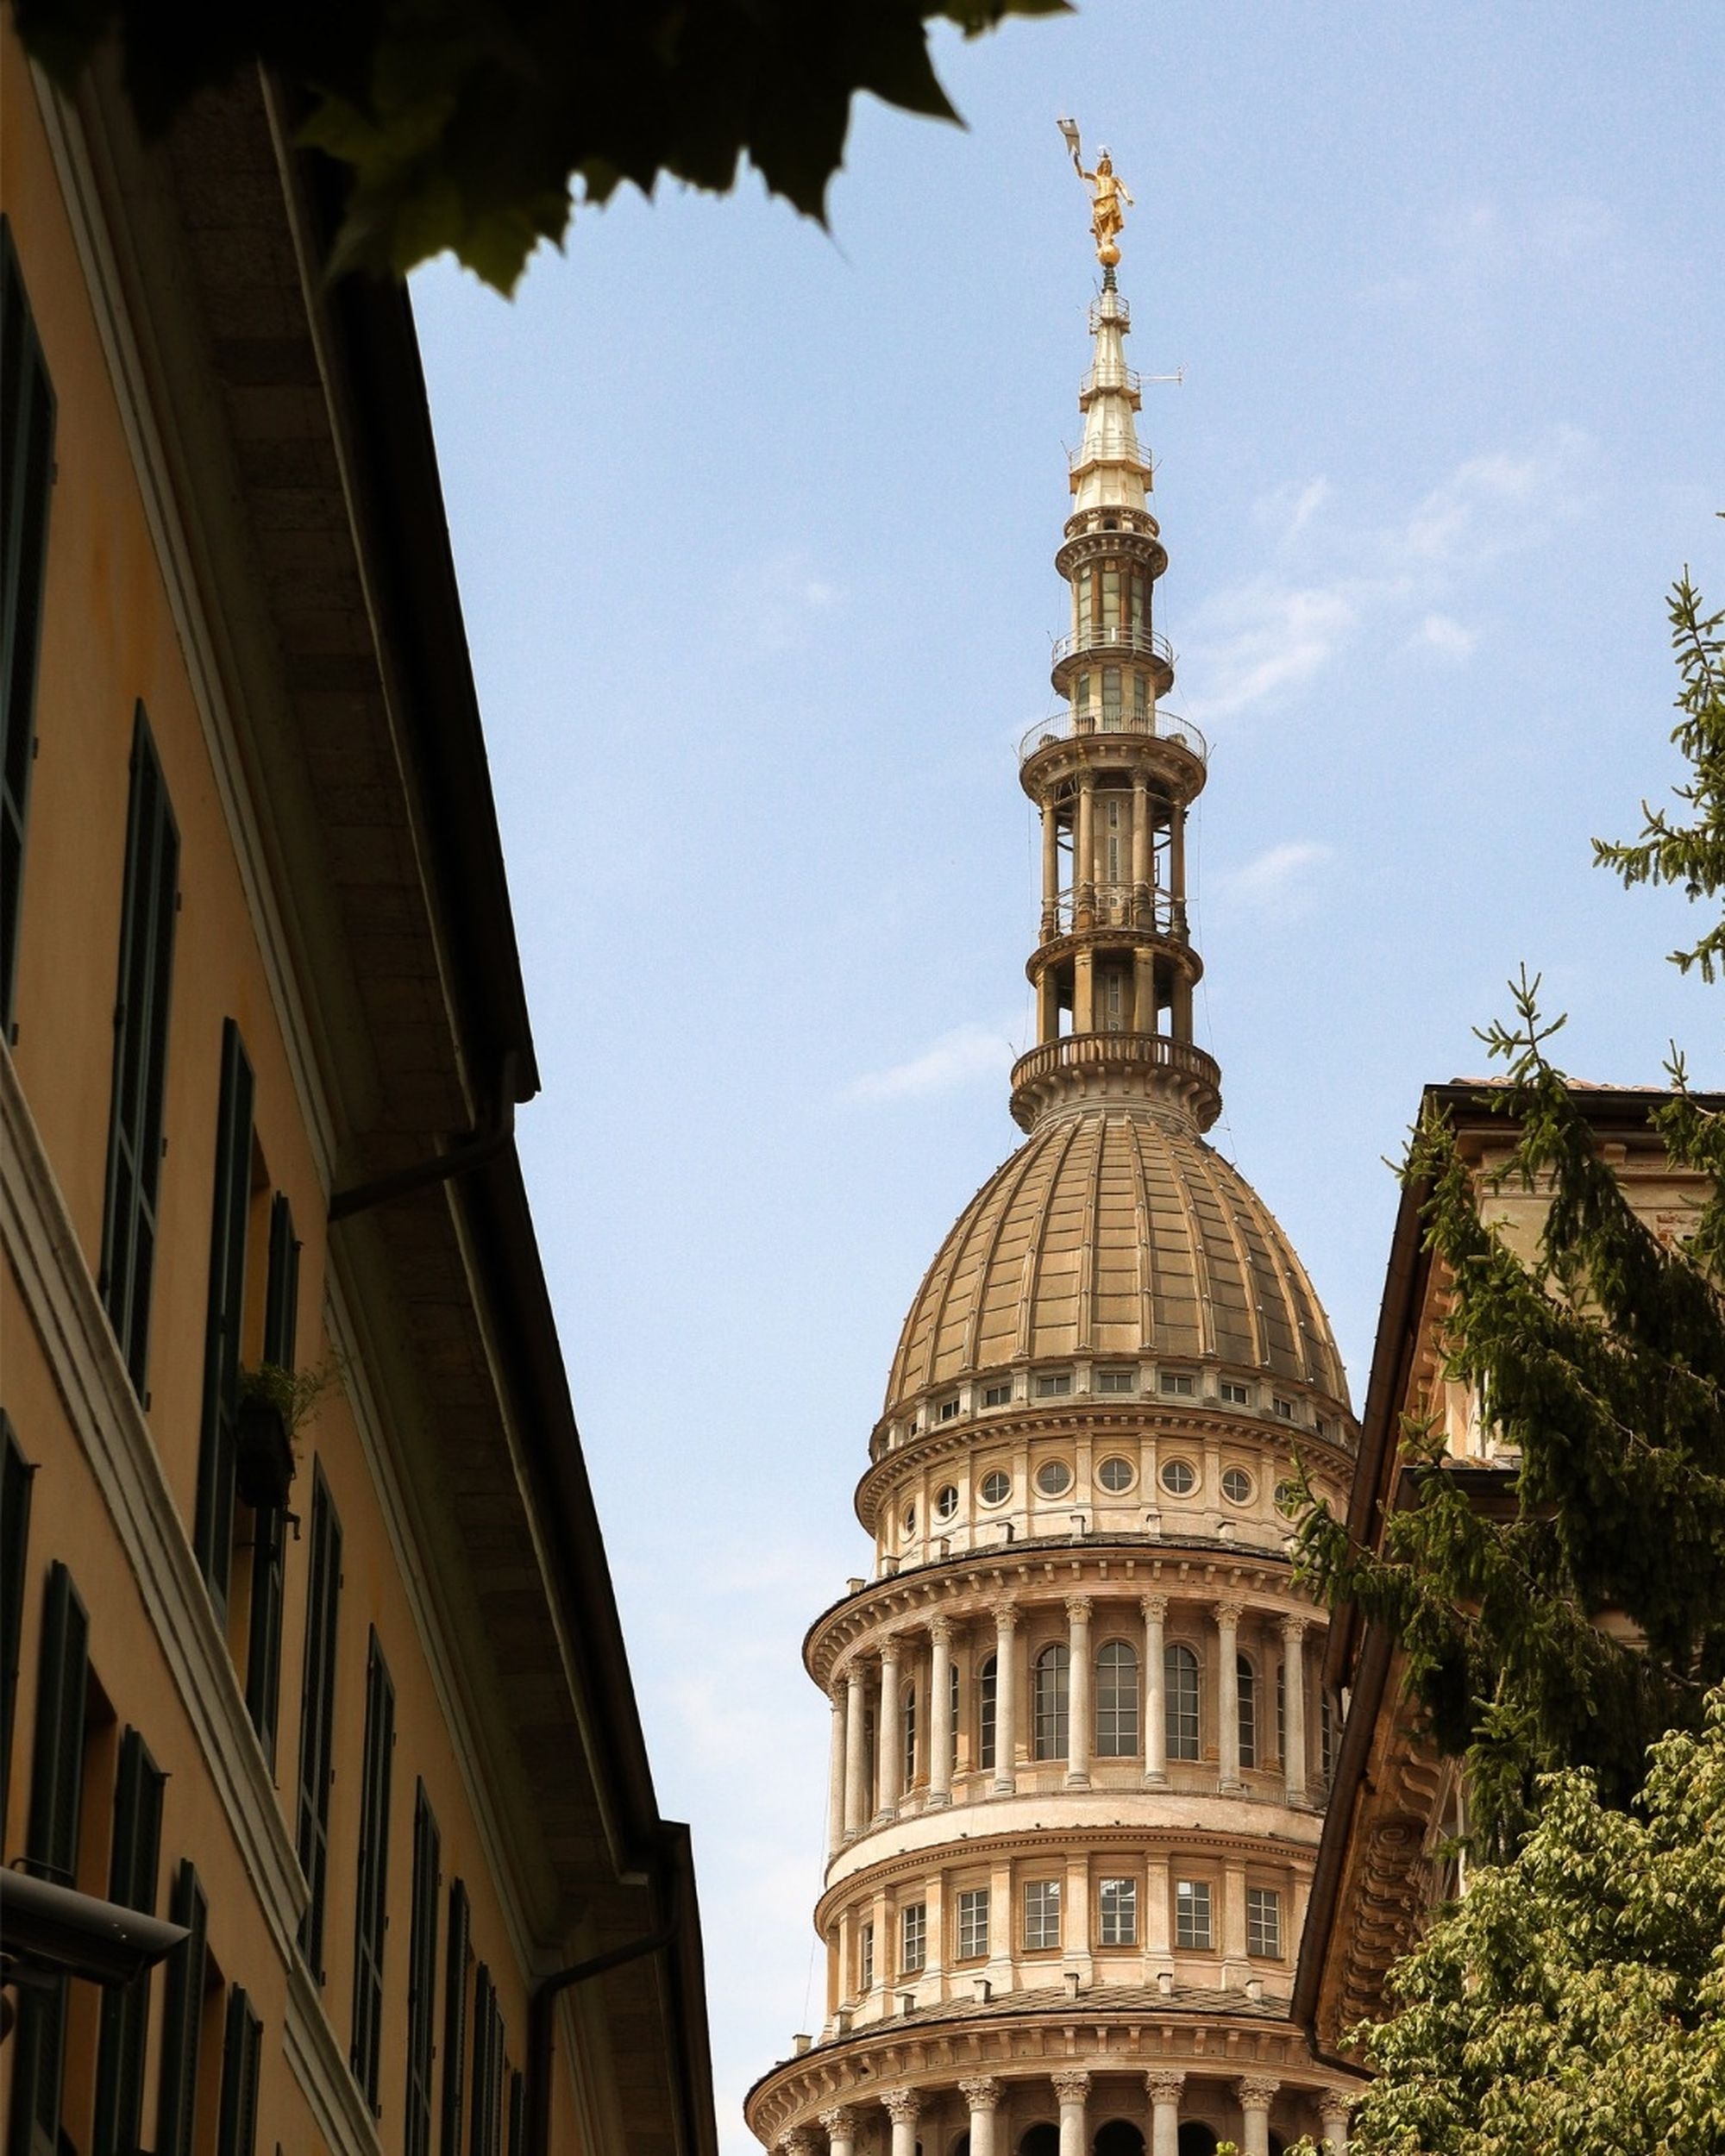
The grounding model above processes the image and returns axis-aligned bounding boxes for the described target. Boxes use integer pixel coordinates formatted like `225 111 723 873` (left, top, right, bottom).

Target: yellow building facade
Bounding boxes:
2 37 712 2156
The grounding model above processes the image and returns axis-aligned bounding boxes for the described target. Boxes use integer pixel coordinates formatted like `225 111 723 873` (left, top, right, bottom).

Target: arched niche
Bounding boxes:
1093 2121 1145 2156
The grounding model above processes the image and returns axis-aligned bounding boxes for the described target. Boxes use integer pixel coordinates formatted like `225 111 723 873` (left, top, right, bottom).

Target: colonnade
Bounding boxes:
828 1595 1314 1855
783 2073 1352 2156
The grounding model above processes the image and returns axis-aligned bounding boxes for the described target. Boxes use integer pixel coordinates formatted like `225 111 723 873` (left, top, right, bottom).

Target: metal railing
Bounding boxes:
1080 361 1142 398
1069 435 1152 474
1018 701 1204 764
1046 883 1186 937
1050 623 1174 671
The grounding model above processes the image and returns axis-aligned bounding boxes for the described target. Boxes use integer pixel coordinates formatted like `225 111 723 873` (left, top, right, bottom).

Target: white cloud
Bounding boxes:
1220 840 1336 914
843 1019 1017 1105
1181 579 1364 721
1251 475 1331 546
1411 611 1478 661
724 547 839 654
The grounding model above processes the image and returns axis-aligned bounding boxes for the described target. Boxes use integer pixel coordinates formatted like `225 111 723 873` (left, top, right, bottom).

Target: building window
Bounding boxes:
1159 1370 1195 1396
98 708 180 1399
217 1986 263 2156
1033 1643 1070 1759
1247 1887 1283 1959
950 1659 960 1771
1 1413 34 1839
442 1882 472 2156
1276 1663 1286 1764
295 1466 342 1981
1220 1380 1249 1406
935 1483 959 1520
156 1862 210 2156
902 1502 916 1534
469 1965 505 2156
351 1631 396 2112
1314 1414 1332 1438
1 219 57 1037
902 1684 917 1786
1165 1642 1200 1760
1273 1395 1295 1420
1159 1458 1196 1496
1023 1878 1062 1952
900 1902 926 1974
1035 1458 1073 1496
859 1922 875 1991
1035 1371 1072 1398
1098 1877 1138 1946
980 1470 1011 1506
405 1784 441 2156
1175 1878 1213 1951
1097 1455 1135 1492
1237 1656 1258 1769
1220 1466 1252 1505
978 1655 997 1771
1096 1369 1136 1394
1321 1692 1338 1781
93 1726 166 2156
957 1888 989 1959
982 1382 1013 1407
1275 1478 1302 1515
939 1396 961 1422
193 1018 256 1612
246 1193 298 1766
1095 1639 1139 1757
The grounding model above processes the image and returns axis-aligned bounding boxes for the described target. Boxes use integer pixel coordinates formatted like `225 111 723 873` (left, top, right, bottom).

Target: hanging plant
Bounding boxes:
235 1360 341 1511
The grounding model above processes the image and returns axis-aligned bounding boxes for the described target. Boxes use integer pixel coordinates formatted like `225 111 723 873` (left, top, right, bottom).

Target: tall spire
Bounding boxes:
1009 140 1218 1135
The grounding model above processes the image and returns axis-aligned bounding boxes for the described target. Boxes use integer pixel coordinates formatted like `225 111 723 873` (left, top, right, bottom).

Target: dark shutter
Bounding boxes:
0 1410 34 1839
441 1880 471 2156
0 216 57 1037
506 2071 525 2156
405 1781 442 2156
295 1464 342 1977
469 1965 503 2156
156 1859 209 2156
194 1018 254 1606
245 1194 298 1763
98 705 180 1396
217 1986 263 2156
350 1627 395 2111
92 1727 166 2156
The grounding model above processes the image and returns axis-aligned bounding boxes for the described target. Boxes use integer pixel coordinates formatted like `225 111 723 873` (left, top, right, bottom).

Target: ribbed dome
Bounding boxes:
886 1101 1350 1414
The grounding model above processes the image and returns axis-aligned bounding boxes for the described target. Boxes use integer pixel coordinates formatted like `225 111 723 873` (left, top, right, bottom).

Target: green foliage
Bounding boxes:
8 0 1067 291
1289 1695 1725 2156
237 1357 342 1438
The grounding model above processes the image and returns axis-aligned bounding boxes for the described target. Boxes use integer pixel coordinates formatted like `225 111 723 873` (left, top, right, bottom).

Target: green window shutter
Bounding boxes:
405 1780 442 2156
217 1985 263 2156
92 1726 166 2156
469 1964 502 2156
350 1627 395 2111
245 1194 298 1764
294 1464 342 1978
98 705 180 1396
441 1880 471 2156
0 216 57 1038
262 1191 299 1368
194 1018 254 1606
156 1860 210 2156
506 2071 525 2156
0 1410 35 1840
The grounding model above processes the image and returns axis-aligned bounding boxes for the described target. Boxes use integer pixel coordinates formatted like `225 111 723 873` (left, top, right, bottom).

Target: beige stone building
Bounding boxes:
745 234 1361 2156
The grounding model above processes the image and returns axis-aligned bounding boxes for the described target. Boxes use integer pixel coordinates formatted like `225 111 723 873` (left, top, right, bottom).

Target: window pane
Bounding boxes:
1095 1640 1139 1757
1023 1879 1062 1951
1165 1643 1200 1760
978 1656 996 1772
900 1903 925 1973
957 1889 988 1959
1247 1887 1282 1959
1033 1644 1070 1760
1237 1656 1257 1769
1175 1878 1212 1951
1098 1877 1137 1946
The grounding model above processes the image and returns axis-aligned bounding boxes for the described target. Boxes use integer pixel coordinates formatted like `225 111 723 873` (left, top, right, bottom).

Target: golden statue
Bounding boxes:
1057 117 1132 268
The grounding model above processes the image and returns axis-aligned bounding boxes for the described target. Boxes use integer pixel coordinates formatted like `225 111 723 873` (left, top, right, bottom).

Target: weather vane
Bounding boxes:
1057 117 1132 269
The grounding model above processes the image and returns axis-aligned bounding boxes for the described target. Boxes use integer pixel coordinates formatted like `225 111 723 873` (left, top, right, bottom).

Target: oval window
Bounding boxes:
935 1483 959 1520
1275 1478 1302 1514
1098 1455 1135 1494
1036 1459 1074 1497
903 1502 917 1532
1160 1458 1197 1496
980 1469 1012 1507
1220 1467 1252 1505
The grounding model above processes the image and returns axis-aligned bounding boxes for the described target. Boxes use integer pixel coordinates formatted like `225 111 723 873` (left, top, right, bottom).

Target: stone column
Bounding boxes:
1237 2078 1279 2156
1052 2071 1090 2156
1145 2072 1185 2156
1076 772 1095 928
820 2108 857 2156
783 2133 816 2156
827 1686 848 1858
1065 1595 1093 1788
1041 798 1061 937
882 2089 921 2156
1215 1599 1243 1791
1131 771 1151 924
1133 946 1157 1036
1282 1616 1309 1806
929 1617 955 1808
876 1639 903 1822
992 1601 1019 1796
1141 1595 1168 1786
844 1664 869 1840
959 2078 1001 2156
1075 946 1095 1033
1319 2093 1353 2151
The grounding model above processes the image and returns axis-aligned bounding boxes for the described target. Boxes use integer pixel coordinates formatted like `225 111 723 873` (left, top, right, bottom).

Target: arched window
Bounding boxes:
1276 1662 1286 1763
1320 1691 1337 1783
902 1684 918 1786
949 1658 960 1772
1238 1655 1258 1769
978 1655 997 1771
863 1709 877 1800
1033 1643 1070 1760
1095 1639 1139 1757
1165 1642 1200 1761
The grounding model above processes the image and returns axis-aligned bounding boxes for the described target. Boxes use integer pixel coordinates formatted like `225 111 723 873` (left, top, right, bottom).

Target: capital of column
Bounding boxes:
1213 1595 1246 1626
782 2133 817 2156
1318 2094 1355 2126
930 1614 954 1645
1237 2078 1279 2108
819 2109 858 2139
879 1635 903 1669
881 2090 923 2126
958 2078 1002 2115
991 1597 1019 1633
1280 1614 1310 1644
1051 2071 1092 2105
1139 1592 1168 1621
1144 2071 1186 2104
1063 1593 1093 1623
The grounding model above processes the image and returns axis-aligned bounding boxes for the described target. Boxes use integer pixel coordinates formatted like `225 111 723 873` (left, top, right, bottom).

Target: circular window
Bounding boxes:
935 1483 959 1520
1035 1459 1073 1497
1221 1466 1253 1505
980 1469 1012 1507
1098 1455 1136 1494
1275 1478 1302 1514
902 1502 917 1532
1160 1457 1197 1496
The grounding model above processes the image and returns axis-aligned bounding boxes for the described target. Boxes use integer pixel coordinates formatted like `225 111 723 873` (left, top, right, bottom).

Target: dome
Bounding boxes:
885 1100 1351 1416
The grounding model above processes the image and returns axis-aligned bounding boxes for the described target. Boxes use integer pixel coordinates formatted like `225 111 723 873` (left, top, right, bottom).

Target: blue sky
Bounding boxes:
411 3 1723 2140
